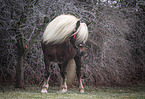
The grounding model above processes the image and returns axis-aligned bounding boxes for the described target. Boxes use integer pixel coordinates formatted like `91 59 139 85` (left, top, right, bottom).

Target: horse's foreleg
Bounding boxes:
59 63 68 93
41 59 51 93
75 56 84 93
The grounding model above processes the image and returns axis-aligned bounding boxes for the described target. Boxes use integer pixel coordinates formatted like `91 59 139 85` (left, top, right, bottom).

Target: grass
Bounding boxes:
0 84 145 99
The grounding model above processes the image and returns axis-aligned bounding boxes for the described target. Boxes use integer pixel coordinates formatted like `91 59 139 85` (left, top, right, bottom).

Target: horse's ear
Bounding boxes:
76 20 80 28
86 22 91 26
75 20 80 31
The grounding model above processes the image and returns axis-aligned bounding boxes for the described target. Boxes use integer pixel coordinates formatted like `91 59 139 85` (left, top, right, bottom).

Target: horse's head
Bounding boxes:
76 43 87 56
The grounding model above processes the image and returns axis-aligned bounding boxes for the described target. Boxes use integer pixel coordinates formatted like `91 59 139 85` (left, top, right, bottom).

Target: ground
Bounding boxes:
0 84 145 99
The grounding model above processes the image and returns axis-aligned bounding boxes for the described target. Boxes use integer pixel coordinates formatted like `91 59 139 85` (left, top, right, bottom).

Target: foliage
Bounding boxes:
0 0 145 86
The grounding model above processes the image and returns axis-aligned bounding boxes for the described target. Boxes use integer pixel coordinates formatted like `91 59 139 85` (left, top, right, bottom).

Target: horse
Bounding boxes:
41 14 88 93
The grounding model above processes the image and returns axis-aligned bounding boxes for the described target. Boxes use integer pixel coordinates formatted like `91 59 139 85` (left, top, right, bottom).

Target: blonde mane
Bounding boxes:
42 14 88 44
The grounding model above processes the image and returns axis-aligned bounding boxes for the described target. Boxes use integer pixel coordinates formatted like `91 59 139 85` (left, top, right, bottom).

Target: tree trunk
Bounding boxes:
16 53 24 88
16 38 25 88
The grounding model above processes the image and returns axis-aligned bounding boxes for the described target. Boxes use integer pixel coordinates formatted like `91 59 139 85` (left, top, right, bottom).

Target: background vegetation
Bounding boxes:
0 0 145 87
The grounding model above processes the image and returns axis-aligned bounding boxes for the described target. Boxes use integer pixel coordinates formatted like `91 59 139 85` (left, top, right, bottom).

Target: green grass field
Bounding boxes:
0 84 145 99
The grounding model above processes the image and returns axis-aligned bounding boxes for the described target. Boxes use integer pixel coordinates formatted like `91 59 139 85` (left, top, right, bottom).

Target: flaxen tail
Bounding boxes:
66 59 76 87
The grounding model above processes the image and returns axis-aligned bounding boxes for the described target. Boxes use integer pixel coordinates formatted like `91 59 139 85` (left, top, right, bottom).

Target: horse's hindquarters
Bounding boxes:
42 40 76 62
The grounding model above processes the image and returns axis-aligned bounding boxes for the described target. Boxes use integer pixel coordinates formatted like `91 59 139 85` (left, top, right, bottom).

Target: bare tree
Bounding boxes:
0 0 40 88
0 0 144 87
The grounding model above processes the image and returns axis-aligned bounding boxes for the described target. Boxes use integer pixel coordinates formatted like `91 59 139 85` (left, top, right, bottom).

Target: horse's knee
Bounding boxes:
61 71 67 79
44 70 50 79
76 69 81 78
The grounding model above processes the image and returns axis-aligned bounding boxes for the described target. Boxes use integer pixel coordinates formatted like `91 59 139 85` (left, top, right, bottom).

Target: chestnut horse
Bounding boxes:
41 15 88 93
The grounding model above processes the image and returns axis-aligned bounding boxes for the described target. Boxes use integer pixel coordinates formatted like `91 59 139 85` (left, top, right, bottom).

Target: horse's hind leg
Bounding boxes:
41 57 51 93
58 62 68 93
74 56 84 93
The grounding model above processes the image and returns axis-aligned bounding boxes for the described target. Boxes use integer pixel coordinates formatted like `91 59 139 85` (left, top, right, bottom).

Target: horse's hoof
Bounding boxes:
61 88 67 93
80 89 84 93
41 88 48 93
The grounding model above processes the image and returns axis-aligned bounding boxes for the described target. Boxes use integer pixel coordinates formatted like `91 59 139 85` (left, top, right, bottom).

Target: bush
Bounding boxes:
0 0 144 86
